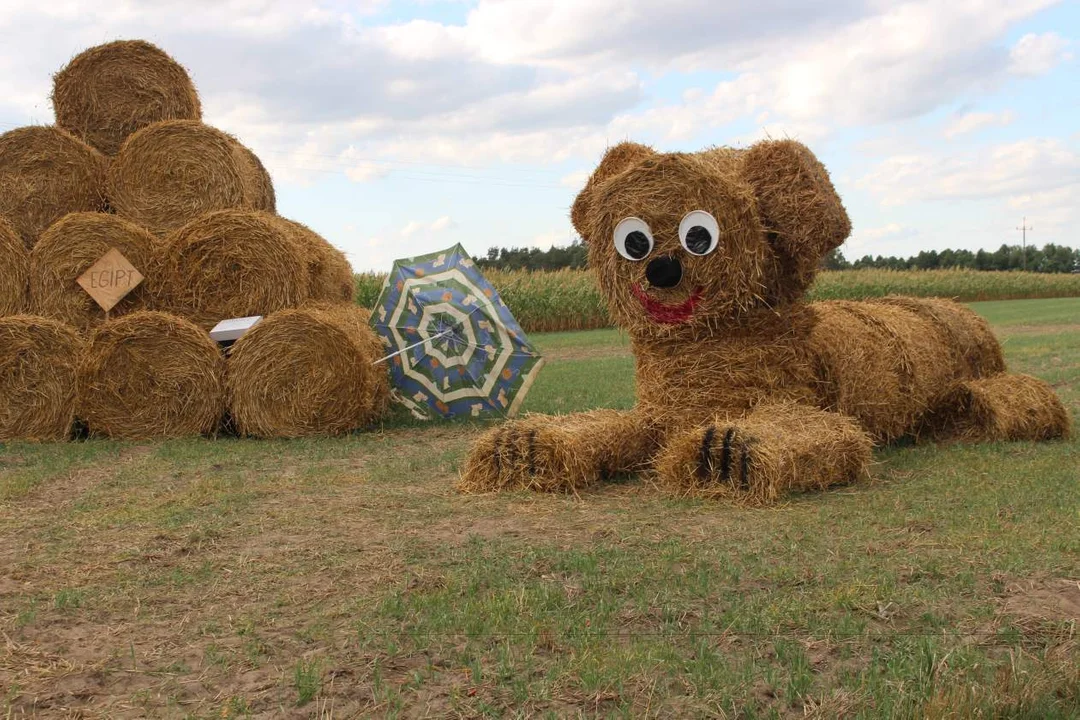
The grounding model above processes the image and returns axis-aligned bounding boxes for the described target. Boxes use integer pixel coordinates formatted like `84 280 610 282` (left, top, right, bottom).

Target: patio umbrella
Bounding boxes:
370 244 544 419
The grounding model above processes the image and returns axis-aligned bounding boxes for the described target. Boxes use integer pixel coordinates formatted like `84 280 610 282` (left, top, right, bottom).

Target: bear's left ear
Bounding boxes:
742 140 851 296
571 142 656 239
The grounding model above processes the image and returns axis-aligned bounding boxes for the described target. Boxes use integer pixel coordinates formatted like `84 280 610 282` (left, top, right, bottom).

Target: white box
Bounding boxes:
210 316 263 343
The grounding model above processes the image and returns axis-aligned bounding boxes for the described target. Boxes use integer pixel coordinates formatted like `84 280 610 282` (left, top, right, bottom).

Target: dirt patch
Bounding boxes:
20 444 155 512
1002 577 1080 623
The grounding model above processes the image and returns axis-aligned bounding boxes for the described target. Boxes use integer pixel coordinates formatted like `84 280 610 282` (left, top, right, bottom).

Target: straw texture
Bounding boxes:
0 315 84 441
30 212 158 329
0 126 107 248
107 120 264 236
226 304 389 437
51 39 201 156
0 217 29 315
77 311 224 439
155 209 309 329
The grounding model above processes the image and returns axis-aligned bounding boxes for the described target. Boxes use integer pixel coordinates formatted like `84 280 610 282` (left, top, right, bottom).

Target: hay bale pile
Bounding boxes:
0 39 383 442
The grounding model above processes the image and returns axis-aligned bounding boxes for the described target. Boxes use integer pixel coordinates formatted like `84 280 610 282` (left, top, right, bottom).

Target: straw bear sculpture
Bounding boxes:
460 140 1071 503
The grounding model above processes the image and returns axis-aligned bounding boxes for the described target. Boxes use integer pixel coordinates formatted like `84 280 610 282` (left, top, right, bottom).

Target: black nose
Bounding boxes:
645 255 682 289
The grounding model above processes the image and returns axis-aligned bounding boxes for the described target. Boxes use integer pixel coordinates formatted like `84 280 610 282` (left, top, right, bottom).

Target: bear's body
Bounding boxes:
460 140 1070 503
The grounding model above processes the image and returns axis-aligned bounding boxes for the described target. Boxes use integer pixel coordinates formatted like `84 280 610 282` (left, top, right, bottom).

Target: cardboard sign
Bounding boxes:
77 248 144 313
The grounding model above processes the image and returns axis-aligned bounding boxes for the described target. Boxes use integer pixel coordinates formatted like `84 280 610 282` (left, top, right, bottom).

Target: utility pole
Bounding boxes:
1016 217 1032 271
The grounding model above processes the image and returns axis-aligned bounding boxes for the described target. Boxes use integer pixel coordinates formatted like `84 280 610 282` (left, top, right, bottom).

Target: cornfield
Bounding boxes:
355 268 1080 334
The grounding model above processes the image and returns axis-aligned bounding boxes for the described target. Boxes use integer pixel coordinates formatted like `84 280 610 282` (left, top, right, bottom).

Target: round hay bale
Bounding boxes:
51 40 202 156
240 144 276 212
0 315 84 441
30 212 158 329
275 218 354 302
227 304 389 437
77 311 224 439
0 217 29 315
0 126 107 247
156 209 309 328
106 120 264 236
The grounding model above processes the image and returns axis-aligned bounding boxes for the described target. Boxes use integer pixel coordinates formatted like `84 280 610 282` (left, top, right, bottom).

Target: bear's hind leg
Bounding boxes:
923 373 1071 442
654 403 873 504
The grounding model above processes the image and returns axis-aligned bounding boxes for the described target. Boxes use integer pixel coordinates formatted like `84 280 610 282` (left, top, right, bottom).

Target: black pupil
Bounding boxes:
624 230 650 259
686 226 713 254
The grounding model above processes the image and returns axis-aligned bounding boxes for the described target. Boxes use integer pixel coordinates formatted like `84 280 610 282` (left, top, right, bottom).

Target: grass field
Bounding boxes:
354 269 1080 333
2 298 1079 718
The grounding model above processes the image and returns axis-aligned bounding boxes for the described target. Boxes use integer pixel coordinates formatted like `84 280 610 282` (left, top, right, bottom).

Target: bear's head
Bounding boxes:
571 140 850 336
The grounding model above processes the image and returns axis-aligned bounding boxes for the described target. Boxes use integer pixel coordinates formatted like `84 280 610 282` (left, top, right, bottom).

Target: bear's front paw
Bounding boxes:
654 423 778 503
697 425 756 490
457 419 591 494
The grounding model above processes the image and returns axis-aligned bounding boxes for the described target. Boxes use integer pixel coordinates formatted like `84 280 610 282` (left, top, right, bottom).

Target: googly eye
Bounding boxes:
678 210 720 256
613 217 654 261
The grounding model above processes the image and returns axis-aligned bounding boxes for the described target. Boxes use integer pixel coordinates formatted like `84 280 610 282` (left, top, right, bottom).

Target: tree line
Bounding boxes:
825 244 1080 273
478 241 1080 273
477 243 588 271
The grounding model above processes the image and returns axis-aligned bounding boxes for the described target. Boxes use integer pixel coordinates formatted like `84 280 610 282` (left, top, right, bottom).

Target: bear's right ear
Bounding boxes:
571 142 655 238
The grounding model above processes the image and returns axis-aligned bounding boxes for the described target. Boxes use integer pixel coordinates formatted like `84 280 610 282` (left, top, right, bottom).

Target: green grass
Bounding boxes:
969 296 1080 326
1 298 1078 718
293 658 322 706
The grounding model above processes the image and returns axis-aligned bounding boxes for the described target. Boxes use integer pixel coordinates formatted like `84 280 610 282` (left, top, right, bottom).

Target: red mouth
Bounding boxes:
631 285 702 324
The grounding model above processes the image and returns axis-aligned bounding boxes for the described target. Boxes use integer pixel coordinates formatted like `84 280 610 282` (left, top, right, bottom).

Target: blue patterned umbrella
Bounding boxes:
370 244 545 420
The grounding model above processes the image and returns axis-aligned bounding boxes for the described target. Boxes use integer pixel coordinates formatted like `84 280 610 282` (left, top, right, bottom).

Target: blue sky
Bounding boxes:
0 0 1076 271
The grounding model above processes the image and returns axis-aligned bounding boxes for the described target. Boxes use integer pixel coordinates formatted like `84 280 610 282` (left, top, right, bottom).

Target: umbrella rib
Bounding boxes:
371 327 455 365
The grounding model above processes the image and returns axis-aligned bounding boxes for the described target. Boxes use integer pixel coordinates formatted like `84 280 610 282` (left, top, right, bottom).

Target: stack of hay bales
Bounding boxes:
0 40 388 442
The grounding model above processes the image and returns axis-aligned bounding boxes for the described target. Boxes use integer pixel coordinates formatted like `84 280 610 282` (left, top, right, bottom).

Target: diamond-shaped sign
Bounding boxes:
76 248 144 313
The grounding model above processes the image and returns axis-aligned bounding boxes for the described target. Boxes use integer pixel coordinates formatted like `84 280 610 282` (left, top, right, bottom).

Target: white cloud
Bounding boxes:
429 215 454 232
845 223 920 255
942 110 1015 139
527 230 569 249
560 169 592 190
0 0 1061 185
858 138 1080 206
1007 185 1080 233
860 223 915 240
345 161 391 183
729 121 831 146
1009 32 1073 76
401 217 456 237
752 0 1052 124
461 0 869 70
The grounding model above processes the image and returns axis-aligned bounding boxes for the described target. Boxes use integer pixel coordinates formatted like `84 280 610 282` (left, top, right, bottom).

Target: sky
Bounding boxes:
0 0 1076 271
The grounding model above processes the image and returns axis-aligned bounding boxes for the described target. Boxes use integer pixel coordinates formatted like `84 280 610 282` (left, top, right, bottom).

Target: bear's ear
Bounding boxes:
742 140 851 297
571 142 656 238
